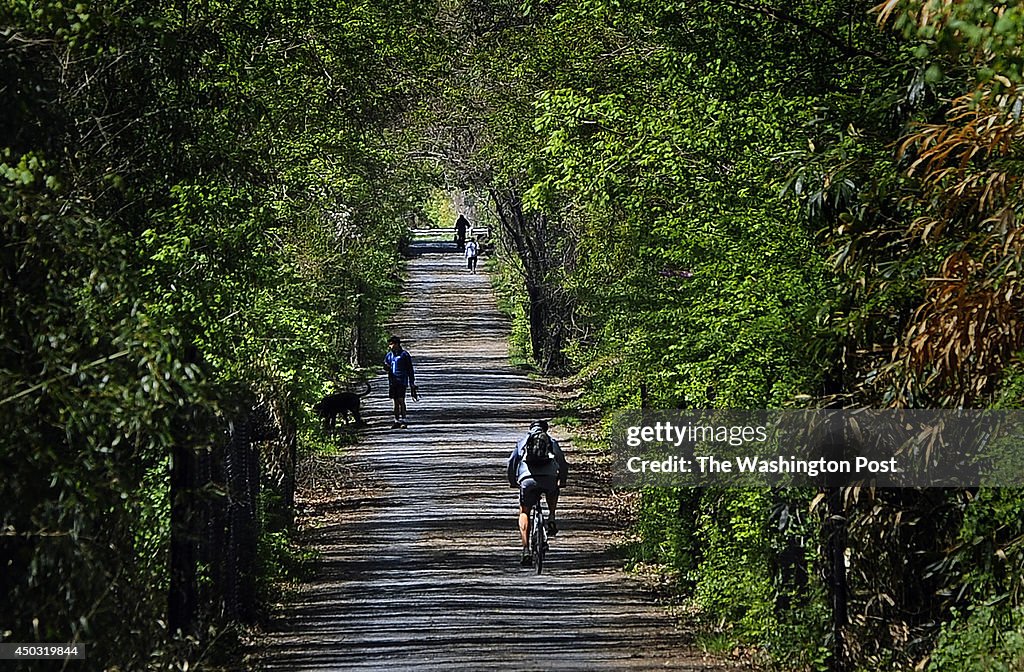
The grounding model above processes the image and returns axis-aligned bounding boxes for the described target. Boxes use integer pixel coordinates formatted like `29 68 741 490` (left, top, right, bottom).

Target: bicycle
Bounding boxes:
526 499 548 574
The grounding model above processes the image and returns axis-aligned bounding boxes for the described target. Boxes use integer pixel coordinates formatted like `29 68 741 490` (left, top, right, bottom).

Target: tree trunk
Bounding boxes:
490 187 570 373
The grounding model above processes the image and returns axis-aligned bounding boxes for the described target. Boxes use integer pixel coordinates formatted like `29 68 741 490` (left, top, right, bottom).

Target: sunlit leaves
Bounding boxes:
2 0 435 665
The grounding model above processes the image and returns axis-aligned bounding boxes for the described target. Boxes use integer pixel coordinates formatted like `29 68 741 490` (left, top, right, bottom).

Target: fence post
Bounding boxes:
168 444 197 634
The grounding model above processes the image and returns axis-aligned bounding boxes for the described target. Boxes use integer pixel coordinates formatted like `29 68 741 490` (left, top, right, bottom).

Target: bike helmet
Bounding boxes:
529 419 549 432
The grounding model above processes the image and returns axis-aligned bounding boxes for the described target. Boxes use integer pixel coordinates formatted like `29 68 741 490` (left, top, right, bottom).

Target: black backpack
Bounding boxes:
524 430 555 469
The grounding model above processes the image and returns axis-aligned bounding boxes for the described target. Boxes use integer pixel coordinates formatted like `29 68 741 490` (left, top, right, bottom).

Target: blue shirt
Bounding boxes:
384 349 415 386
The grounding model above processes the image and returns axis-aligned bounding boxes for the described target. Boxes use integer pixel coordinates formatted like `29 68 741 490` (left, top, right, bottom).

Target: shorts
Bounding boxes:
388 381 407 399
519 475 558 508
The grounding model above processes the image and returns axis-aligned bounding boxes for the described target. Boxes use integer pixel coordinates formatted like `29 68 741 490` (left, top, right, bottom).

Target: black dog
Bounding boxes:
314 381 371 433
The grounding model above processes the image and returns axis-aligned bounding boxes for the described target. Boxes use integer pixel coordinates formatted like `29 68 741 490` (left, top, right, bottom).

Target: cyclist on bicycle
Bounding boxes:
507 420 569 566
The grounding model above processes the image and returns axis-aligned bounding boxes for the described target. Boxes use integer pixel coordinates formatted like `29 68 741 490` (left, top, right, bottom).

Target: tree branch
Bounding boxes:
722 0 894 65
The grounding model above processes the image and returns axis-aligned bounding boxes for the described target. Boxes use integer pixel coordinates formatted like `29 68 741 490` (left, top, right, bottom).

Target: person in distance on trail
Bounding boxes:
384 335 418 429
454 213 470 251
507 419 569 566
464 237 479 274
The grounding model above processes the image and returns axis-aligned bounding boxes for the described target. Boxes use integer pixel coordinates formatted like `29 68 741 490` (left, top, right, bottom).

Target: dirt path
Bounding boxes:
254 231 735 671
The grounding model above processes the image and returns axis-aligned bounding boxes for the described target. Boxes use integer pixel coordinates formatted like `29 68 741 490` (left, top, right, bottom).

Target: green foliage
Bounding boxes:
929 604 1024 672
769 595 831 672
629 488 698 579
2 0 437 665
923 488 1024 672
422 189 459 229
490 247 535 367
882 0 1024 87
487 0 838 407
6 0 1024 668
257 529 317 599
693 489 775 642
950 490 1024 606
445 0 1023 668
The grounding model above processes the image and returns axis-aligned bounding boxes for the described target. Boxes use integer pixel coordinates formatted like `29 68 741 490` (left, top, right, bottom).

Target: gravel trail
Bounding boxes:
254 231 736 671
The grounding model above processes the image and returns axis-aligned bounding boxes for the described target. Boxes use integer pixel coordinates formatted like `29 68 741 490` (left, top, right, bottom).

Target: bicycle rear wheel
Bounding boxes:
531 505 546 574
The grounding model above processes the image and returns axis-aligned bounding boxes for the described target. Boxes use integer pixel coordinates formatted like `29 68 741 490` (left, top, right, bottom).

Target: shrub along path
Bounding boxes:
253 230 736 671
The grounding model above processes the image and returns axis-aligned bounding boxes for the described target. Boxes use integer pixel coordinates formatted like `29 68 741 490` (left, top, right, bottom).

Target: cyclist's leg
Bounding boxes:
544 484 560 534
519 479 543 559
545 487 559 518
